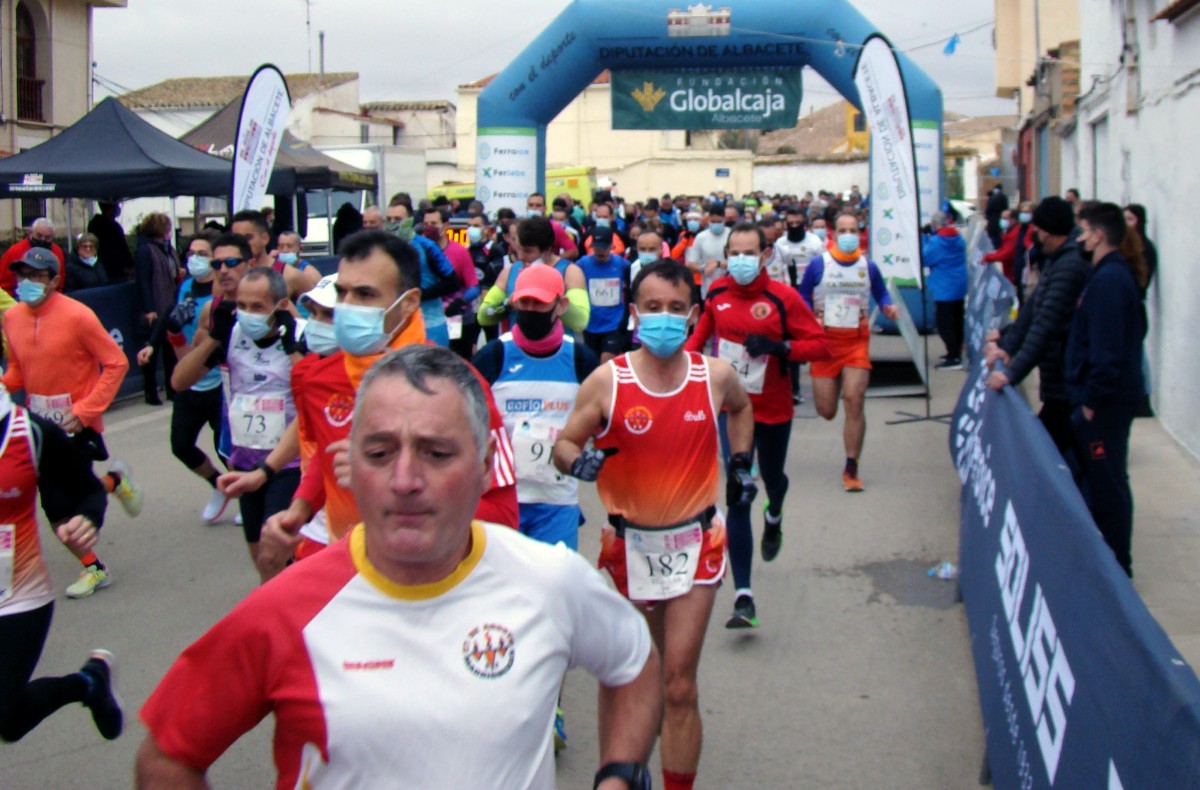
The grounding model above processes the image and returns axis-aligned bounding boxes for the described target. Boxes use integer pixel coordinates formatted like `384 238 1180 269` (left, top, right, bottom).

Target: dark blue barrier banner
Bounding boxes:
964 265 1015 370
73 283 145 401
950 363 1200 788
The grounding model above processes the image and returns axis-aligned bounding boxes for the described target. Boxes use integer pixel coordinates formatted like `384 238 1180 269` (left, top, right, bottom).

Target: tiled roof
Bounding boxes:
459 70 611 89
118 72 358 110
944 115 1019 136
758 102 853 158
362 100 455 112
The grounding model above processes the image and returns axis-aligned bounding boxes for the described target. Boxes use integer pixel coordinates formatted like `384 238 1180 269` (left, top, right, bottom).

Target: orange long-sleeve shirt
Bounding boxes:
1 291 128 431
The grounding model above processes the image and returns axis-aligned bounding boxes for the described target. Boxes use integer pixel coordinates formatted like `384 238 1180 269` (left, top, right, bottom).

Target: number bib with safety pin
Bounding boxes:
588 277 621 308
624 521 704 601
229 394 288 450
511 419 563 485
28 393 72 427
0 524 14 604
717 339 766 395
447 315 464 341
823 293 863 329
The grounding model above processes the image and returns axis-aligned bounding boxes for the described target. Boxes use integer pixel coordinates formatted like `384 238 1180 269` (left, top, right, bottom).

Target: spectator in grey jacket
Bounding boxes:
983 196 1091 457
134 213 179 405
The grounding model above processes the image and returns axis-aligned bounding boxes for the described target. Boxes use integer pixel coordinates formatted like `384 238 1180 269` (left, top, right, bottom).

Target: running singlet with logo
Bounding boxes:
492 334 580 506
811 252 872 337
0 408 51 615
178 278 221 392
593 352 719 527
223 322 302 471
140 523 650 790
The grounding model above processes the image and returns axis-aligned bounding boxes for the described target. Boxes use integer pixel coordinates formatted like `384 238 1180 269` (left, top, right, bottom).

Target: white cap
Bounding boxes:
300 274 337 310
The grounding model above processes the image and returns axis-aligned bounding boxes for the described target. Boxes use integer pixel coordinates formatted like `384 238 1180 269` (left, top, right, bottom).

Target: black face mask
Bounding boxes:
514 307 557 340
724 220 737 228
786 226 806 243
29 238 51 249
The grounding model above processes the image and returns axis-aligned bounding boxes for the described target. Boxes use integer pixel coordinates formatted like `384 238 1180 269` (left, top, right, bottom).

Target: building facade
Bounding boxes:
1070 0 1200 457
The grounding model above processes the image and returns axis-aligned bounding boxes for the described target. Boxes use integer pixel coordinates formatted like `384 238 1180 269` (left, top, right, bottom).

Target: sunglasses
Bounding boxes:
214 257 245 269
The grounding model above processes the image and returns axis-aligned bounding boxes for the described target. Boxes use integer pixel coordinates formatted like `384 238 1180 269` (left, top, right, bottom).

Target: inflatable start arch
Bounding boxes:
475 0 943 217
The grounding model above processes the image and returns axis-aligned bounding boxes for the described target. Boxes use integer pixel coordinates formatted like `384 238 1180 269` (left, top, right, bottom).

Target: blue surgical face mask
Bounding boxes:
303 319 339 356
636 308 691 358
813 228 827 241
687 220 701 233
467 226 484 244
334 289 416 356
187 254 212 279
1018 212 1033 225
637 251 657 265
596 218 611 228
80 255 99 267
727 254 761 285
999 218 1011 232
710 223 724 234
16 278 46 305
277 252 299 266
236 309 273 341
836 234 860 255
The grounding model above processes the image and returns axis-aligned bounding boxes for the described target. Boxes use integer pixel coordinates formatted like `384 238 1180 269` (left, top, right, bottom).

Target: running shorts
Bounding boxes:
599 512 727 601
810 332 871 378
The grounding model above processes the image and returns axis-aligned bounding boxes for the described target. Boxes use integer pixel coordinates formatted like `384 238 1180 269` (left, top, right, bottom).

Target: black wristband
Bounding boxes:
594 762 649 790
255 460 277 483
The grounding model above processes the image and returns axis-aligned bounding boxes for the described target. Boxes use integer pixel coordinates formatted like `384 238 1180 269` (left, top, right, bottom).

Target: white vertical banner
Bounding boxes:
912 120 941 226
232 64 291 214
854 35 923 286
475 127 537 218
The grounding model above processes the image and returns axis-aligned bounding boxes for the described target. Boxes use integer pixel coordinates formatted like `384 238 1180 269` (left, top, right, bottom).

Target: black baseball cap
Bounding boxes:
591 226 614 248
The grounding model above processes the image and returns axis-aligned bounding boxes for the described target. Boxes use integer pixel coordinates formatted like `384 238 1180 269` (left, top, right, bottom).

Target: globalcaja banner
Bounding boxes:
611 68 802 130
951 360 1200 788
854 35 922 285
476 127 538 218
232 64 290 214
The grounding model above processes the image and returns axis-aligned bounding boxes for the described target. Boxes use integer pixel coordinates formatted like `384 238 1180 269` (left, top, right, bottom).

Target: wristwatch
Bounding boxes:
594 761 650 790
255 459 277 483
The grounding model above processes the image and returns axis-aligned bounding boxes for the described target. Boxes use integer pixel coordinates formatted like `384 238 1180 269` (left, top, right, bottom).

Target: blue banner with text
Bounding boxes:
950 362 1200 788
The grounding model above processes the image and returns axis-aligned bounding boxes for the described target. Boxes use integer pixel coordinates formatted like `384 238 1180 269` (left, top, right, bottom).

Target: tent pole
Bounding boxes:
65 198 73 253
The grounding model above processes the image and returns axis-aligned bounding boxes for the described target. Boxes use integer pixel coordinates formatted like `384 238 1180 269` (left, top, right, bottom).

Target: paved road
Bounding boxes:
2 339 988 788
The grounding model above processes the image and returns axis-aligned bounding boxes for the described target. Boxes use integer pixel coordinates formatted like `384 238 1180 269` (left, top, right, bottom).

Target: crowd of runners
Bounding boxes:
1 188 971 789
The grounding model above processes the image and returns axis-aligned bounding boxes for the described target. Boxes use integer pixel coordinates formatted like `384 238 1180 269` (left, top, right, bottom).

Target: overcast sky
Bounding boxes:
94 0 1015 118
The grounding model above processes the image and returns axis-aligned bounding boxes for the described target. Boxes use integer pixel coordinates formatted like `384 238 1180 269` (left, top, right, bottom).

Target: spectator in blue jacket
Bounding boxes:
1065 202 1145 578
922 211 968 369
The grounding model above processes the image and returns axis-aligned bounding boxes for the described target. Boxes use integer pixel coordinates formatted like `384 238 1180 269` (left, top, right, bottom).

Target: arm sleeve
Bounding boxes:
73 311 130 428
292 453 327 513
984 228 1017 263
476 284 508 326
797 258 821 308
784 295 832 362
563 287 590 332
1005 261 1089 386
33 413 107 528
868 263 893 307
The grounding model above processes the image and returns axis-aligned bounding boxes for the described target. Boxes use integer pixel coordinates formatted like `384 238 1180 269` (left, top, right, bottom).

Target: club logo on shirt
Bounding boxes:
750 301 772 320
683 410 707 422
324 393 355 428
0 486 22 499
623 405 654 435
858 270 867 279
463 623 515 679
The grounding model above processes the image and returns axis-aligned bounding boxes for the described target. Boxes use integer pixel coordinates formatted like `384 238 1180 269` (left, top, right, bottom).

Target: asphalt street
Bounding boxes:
3 338 988 788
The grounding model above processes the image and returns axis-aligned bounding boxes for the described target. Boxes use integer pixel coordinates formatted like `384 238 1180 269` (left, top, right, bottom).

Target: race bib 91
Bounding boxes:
28 393 72 427
511 419 563 485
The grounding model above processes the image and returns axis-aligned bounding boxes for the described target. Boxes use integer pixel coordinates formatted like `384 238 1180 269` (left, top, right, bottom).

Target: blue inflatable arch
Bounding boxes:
475 0 942 209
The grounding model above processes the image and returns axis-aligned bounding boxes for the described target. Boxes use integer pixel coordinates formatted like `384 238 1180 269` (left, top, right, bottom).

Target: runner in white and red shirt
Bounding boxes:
137 346 660 790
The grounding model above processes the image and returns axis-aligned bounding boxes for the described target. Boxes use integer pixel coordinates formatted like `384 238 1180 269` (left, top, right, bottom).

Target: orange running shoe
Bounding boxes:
842 469 865 492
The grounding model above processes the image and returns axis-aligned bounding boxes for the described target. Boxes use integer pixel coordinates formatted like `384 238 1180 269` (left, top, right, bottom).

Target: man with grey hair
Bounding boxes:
138 344 663 790
0 217 66 297
921 209 968 369
361 205 385 231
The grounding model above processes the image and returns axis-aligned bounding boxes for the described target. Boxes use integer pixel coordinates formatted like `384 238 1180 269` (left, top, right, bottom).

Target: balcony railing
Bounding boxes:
17 76 44 122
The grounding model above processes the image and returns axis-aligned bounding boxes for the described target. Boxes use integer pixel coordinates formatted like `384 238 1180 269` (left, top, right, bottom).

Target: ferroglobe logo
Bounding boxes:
478 142 491 160
492 147 531 156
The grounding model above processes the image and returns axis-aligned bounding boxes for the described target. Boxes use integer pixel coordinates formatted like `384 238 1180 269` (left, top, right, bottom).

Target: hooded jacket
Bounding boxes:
921 226 967 301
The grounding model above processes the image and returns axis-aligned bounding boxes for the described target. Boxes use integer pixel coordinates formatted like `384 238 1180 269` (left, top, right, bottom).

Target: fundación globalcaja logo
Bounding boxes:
630 79 788 119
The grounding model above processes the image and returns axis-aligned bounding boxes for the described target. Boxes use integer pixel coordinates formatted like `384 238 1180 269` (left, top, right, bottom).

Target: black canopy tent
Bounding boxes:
0 96 294 199
181 98 377 193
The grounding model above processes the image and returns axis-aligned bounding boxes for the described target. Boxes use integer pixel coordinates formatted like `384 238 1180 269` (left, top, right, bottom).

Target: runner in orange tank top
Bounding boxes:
555 259 757 790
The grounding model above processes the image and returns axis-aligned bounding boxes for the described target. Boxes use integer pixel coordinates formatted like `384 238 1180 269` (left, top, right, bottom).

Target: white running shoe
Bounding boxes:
234 511 243 526
202 488 229 524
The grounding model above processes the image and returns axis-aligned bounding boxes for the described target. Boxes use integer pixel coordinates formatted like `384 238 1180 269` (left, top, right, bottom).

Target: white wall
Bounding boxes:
753 159 869 197
1074 0 1200 457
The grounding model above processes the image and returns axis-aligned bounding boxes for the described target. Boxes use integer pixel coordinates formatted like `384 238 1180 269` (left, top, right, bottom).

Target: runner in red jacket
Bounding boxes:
685 222 830 628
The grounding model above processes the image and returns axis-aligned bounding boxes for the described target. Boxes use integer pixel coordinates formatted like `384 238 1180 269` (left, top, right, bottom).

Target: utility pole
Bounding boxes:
319 31 325 81
306 0 313 73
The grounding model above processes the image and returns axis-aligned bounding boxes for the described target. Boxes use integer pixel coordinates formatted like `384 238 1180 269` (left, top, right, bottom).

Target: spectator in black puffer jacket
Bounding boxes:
983 196 1090 458
63 233 109 293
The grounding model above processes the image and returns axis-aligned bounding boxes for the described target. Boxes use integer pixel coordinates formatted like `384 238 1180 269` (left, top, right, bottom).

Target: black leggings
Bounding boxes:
725 420 792 590
0 603 87 742
170 387 224 471
237 466 301 544
935 300 965 359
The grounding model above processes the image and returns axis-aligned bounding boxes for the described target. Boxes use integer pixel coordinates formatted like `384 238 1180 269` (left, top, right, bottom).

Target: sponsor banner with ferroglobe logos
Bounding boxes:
611 68 802 130
476 127 537 216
